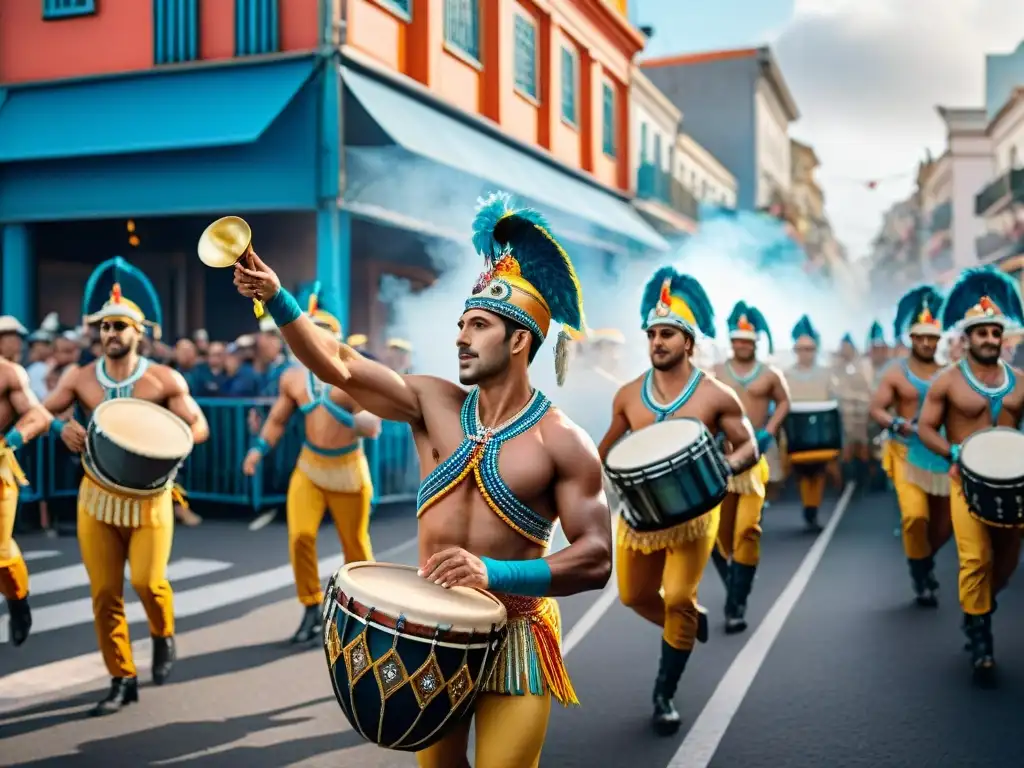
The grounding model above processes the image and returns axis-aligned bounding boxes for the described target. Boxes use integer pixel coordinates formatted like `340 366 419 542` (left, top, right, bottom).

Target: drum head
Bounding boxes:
961 428 1024 480
606 419 706 471
92 398 194 459
788 400 839 414
335 563 507 633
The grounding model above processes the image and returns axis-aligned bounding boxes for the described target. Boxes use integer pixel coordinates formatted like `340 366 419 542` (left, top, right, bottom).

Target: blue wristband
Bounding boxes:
950 444 961 464
480 556 552 597
49 419 66 439
3 429 24 451
252 437 271 456
755 429 774 453
265 287 303 327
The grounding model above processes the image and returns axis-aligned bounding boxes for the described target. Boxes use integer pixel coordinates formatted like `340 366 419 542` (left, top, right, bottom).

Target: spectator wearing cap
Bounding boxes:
346 333 378 361
24 329 54 399
0 316 27 363
223 337 263 396
385 337 413 374
253 316 289 396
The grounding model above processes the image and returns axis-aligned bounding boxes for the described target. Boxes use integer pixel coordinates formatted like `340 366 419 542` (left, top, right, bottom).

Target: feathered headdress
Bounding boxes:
727 301 773 353
840 332 855 348
640 266 715 338
867 320 887 348
940 266 1024 332
300 280 342 338
791 315 819 347
466 192 585 385
81 256 163 340
894 285 943 340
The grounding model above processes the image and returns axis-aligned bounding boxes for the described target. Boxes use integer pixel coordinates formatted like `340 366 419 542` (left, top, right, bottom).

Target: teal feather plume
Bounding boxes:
868 320 885 345
841 332 854 347
641 266 716 337
727 301 773 352
471 192 583 331
791 314 818 344
939 266 1024 330
81 255 163 330
893 285 942 337
727 300 750 331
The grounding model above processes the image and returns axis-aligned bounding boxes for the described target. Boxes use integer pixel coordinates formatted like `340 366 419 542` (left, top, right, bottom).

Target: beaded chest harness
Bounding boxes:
640 367 703 422
416 388 553 546
959 359 1016 425
300 369 355 427
96 357 150 400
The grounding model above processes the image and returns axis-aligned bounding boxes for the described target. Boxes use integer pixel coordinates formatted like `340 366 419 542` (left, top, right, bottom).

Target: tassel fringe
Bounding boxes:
616 508 718 554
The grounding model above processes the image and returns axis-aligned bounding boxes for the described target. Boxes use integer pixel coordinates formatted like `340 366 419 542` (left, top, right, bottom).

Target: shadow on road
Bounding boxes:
170 638 308 684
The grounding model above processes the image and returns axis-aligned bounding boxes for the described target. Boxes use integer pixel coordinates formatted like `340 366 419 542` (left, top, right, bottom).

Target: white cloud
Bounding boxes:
772 0 1024 260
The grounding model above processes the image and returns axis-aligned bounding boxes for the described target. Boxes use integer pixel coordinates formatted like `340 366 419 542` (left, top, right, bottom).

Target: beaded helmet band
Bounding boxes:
85 284 162 339
729 314 757 342
909 306 942 337
960 297 1009 330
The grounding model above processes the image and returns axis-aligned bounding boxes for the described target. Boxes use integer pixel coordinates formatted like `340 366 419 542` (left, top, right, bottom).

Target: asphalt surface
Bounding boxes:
1 484 1021 767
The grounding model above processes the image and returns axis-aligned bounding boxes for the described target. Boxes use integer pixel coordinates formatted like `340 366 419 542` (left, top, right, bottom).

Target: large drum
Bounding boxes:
604 418 731 532
323 562 507 751
959 427 1024 528
86 398 194 491
784 400 843 464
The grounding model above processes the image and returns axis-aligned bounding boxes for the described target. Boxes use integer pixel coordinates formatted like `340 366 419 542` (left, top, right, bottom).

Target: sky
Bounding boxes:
632 0 1024 262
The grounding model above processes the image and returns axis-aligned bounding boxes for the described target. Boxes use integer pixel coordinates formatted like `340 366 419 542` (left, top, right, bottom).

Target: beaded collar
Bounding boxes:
641 367 703 422
299 369 355 427
725 360 762 389
959 358 1015 425
416 387 554 546
901 359 939 406
96 357 150 400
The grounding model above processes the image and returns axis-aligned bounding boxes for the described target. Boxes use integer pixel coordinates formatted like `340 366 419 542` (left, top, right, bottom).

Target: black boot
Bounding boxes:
152 635 176 685
908 558 937 607
7 596 32 646
90 677 139 716
652 640 691 736
925 555 939 592
963 612 995 681
291 605 322 643
725 563 757 634
696 604 709 644
710 548 730 588
803 506 822 532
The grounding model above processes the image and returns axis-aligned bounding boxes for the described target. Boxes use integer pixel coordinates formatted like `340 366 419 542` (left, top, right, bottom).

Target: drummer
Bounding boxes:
865 321 893 487
27 260 209 715
870 286 951 607
233 191 612 768
712 301 790 634
598 268 756 735
0 354 55 646
784 315 839 531
832 333 872 485
918 267 1024 680
242 282 382 644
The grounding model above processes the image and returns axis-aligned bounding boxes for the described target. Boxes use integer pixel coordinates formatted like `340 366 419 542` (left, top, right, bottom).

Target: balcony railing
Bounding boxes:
636 162 699 222
974 231 1023 264
975 168 1024 217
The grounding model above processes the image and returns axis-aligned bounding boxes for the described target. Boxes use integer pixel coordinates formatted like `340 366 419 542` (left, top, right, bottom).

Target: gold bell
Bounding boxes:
198 216 265 318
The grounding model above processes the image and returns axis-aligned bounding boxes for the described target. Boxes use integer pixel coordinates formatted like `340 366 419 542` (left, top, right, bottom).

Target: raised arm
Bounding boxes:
763 367 791 436
234 252 425 424
716 383 757 470
164 368 210 444
917 372 952 459
2 362 53 447
597 387 632 463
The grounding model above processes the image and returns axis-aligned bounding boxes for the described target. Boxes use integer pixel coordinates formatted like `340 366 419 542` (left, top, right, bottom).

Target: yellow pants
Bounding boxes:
415 691 552 768
951 479 1022 615
617 507 720 651
0 482 28 601
77 476 175 679
798 474 826 509
719 457 768 566
890 446 951 560
790 450 839 509
286 448 374 607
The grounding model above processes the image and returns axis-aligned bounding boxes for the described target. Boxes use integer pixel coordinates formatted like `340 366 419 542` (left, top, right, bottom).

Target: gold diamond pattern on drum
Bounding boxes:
410 654 446 710
343 633 372 684
326 622 343 669
447 664 474 709
374 650 409 700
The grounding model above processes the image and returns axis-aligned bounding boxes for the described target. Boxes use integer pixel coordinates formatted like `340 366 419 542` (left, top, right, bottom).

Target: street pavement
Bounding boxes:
1 485 1022 767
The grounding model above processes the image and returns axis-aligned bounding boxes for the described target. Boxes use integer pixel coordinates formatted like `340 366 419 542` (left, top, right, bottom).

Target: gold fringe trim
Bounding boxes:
727 456 769 498
79 471 172 528
0 445 28 499
904 463 950 497
296 445 370 494
483 595 578 706
617 507 718 554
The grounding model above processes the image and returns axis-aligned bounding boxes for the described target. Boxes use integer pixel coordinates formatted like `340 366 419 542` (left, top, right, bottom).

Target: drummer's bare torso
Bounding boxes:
0 360 33 431
713 361 783 430
882 358 944 423
280 366 360 448
409 376 565 565
926 364 1024 445
62 361 180 416
617 372 736 434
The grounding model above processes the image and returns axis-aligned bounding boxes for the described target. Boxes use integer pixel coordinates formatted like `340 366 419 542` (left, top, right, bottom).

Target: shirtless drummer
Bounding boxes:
918 267 1024 679
598 269 756 735
24 265 209 715
0 354 54 646
713 301 790 633
234 192 612 768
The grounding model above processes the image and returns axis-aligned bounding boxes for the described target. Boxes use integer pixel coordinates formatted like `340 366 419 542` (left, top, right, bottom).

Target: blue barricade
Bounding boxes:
14 397 421 512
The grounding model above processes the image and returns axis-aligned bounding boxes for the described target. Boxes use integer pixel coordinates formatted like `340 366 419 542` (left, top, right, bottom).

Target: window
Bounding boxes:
236 0 280 56
378 0 412 18
154 0 199 65
640 123 648 162
444 0 480 62
43 0 95 19
560 47 578 125
653 133 662 168
513 13 537 99
602 82 616 157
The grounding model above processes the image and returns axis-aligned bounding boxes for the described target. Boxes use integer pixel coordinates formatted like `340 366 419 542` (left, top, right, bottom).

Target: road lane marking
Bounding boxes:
666 482 856 768
22 550 62 562
28 558 232 597
248 509 277 532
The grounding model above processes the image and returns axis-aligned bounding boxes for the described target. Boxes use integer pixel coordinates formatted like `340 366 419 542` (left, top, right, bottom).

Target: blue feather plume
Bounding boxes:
791 314 819 344
841 332 854 348
640 266 716 337
867 320 885 345
727 301 773 352
893 285 942 338
471 192 583 331
939 266 1024 330
727 301 750 331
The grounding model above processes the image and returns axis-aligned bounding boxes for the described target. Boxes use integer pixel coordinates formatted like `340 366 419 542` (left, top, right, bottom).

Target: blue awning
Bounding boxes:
342 66 667 252
0 55 318 163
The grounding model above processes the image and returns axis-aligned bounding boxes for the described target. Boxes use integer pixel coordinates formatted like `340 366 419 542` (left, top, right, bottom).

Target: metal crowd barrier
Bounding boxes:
14 397 421 512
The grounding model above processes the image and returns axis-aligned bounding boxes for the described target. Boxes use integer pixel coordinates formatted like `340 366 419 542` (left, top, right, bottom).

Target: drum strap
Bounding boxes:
958 359 1015 425
641 367 703 422
96 357 150 400
416 388 555 546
